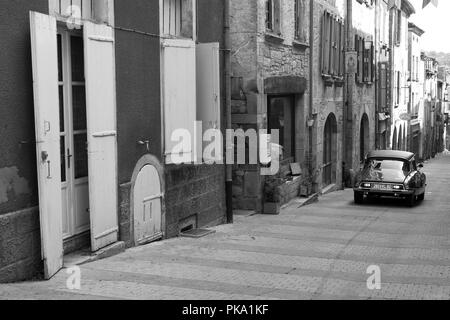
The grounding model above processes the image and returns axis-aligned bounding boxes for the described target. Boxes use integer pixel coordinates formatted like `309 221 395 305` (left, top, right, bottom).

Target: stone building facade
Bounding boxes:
407 22 425 159
230 0 310 212
345 0 377 172
389 0 415 153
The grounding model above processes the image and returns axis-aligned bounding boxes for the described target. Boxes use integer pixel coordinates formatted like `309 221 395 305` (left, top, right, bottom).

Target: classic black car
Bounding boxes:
354 150 427 206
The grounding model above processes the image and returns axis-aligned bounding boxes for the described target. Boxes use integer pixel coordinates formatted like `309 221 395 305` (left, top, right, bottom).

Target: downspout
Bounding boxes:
224 0 233 224
374 0 379 149
308 0 314 185
344 0 353 167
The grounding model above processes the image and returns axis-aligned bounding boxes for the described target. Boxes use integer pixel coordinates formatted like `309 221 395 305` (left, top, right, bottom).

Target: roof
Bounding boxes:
408 22 425 36
367 150 415 161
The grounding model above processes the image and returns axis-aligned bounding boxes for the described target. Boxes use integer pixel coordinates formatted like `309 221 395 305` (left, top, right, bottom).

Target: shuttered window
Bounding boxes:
294 0 306 42
355 34 374 84
266 0 281 35
379 62 388 111
321 11 344 79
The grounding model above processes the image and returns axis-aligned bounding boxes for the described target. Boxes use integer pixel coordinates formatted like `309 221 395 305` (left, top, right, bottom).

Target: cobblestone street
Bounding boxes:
1 154 450 300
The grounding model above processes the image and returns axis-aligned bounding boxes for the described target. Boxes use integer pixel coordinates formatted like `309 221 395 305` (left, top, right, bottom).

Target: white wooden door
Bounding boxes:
84 22 119 252
30 11 64 279
133 165 163 244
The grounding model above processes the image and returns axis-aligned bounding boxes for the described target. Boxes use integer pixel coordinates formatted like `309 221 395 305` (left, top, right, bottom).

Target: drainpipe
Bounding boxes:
374 1 379 149
308 0 314 186
224 0 233 224
344 0 353 168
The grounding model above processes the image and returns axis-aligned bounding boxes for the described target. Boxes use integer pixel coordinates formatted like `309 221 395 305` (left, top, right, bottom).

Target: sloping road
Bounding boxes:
1 154 450 300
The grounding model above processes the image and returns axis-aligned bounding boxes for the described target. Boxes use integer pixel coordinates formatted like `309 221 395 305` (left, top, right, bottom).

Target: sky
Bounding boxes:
409 0 450 53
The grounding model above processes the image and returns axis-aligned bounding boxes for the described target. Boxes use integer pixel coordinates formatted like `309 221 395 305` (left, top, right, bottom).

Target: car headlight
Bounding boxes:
393 185 402 190
361 183 372 188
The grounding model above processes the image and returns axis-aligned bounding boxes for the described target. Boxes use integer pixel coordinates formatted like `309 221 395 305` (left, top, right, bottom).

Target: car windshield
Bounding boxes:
363 158 410 181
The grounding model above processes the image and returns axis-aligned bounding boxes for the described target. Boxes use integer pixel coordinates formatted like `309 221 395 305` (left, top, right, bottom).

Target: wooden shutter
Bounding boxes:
339 20 344 77
162 39 197 164
197 43 220 131
30 11 64 279
84 22 119 252
196 43 221 162
322 12 330 75
273 0 281 35
329 15 335 76
379 62 387 110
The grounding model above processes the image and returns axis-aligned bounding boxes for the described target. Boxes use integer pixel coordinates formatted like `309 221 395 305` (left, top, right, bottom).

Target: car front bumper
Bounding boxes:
353 187 414 199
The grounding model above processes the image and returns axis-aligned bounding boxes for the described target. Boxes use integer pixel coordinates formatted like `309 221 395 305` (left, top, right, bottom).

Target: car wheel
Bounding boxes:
418 193 425 202
407 194 416 207
354 192 364 204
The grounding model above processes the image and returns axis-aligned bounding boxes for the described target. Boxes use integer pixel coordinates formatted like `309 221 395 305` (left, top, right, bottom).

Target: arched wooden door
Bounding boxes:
133 165 163 245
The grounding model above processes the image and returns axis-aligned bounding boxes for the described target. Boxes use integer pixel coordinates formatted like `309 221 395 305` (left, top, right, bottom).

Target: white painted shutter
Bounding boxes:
196 42 221 131
84 22 119 252
30 12 64 279
162 39 196 164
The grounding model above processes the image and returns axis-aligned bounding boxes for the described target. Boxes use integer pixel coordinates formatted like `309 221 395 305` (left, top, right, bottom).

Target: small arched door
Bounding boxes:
133 165 163 245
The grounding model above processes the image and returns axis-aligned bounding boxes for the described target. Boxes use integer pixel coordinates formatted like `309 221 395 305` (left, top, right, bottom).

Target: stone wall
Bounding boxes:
164 164 226 238
0 207 42 283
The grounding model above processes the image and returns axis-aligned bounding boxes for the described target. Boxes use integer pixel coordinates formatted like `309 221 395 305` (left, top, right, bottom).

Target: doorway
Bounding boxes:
323 113 337 188
133 165 163 245
57 30 91 250
360 114 369 162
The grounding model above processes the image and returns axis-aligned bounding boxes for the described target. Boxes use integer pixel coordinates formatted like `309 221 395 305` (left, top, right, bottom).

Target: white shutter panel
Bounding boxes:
84 22 119 252
196 43 221 163
30 11 64 279
162 39 196 164
196 42 221 130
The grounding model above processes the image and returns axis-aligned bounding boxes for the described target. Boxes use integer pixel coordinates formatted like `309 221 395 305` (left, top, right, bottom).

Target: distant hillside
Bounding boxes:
425 51 450 67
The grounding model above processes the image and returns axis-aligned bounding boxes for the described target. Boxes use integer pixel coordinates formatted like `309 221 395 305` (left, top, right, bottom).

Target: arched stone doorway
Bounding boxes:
360 114 370 162
323 113 337 188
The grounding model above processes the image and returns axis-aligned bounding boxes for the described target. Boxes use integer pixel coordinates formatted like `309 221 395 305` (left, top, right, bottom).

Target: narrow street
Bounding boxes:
1 154 450 300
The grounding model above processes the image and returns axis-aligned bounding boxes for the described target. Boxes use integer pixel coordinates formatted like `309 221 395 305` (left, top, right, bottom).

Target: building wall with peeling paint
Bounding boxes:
0 1 49 216
0 0 49 282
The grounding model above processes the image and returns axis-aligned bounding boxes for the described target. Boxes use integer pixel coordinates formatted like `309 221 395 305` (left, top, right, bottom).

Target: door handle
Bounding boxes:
47 160 51 179
67 149 73 169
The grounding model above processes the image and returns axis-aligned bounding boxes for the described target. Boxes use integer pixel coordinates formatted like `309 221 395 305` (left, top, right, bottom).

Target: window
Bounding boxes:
49 0 112 24
321 11 345 79
379 62 388 110
394 71 401 106
266 0 281 35
355 35 374 84
162 0 195 38
294 0 306 42
268 96 295 160
395 9 402 46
